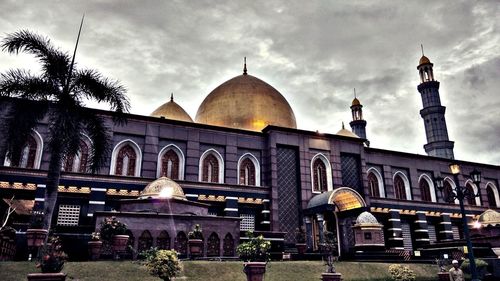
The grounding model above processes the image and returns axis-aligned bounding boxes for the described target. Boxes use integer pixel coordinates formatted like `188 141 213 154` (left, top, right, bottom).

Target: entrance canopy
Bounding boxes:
305 187 366 214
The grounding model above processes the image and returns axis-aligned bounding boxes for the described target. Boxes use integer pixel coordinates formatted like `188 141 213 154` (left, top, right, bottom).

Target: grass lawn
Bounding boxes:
0 260 437 281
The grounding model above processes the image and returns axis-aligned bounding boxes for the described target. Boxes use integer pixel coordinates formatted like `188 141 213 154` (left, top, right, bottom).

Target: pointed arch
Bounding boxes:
206 232 220 257
199 148 224 183
63 134 92 173
485 182 500 208
418 174 436 202
4 129 43 169
237 153 260 186
223 233 235 257
311 153 333 193
138 230 153 252
109 139 142 177
174 231 188 256
367 167 385 198
393 171 411 200
464 179 481 206
157 230 171 250
443 177 459 204
157 144 185 180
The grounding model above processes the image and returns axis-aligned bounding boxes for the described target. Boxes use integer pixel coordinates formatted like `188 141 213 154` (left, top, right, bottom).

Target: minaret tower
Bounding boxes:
349 89 369 146
417 46 454 159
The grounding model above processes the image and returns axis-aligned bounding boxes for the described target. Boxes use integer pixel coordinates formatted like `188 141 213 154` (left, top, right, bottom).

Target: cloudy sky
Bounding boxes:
0 0 498 165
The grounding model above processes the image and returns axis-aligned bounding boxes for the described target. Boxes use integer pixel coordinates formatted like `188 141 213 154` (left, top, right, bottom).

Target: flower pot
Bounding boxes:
88 241 103 260
243 262 267 281
296 243 307 255
27 272 66 281
188 239 203 259
321 272 342 281
437 272 449 281
112 235 129 253
26 229 48 247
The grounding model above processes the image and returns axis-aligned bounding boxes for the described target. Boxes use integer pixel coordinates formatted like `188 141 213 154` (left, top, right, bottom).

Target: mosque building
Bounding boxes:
0 53 499 260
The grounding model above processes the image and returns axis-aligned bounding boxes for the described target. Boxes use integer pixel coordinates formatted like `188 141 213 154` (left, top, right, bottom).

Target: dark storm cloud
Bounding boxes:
0 0 498 164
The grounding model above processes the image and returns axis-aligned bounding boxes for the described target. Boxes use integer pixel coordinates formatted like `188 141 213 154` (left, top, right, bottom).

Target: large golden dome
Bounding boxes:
140 177 186 200
195 71 297 131
151 94 193 122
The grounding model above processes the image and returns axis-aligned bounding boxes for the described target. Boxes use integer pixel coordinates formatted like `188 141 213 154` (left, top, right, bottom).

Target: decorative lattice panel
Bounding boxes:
452 225 461 240
428 224 437 244
341 154 362 194
277 146 300 243
240 214 255 231
401 222 413 251
56 205 80 226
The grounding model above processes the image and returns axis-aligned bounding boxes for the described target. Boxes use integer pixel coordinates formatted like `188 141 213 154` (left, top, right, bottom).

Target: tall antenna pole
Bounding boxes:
64 14 85 94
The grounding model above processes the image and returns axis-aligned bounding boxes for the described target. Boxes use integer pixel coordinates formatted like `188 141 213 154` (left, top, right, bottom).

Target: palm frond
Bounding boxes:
1 99 48 165
0 69 55 100
80 110 111 173
71 69 130 114
2 30 71 83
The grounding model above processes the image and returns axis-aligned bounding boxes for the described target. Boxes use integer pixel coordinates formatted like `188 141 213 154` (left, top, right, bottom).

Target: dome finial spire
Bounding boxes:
354 88 357 99
421 44 424 56
170 93 174 101
342 121 345 130
243 57 247 75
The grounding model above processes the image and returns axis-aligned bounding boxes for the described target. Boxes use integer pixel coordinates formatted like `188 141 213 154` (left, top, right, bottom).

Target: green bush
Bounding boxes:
188 224 203 240
143 249 182 281
236 231 271 262
460 258 489 279
388 264 416 281
99 216 128 241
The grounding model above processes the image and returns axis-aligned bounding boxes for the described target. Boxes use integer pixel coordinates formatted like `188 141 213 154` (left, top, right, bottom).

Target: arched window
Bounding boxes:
199 149 224 183
110 140 142 177
311 154 332 193
239 158 255 186
465 182 479 206
161 149 180 179
486 183 500 208
157 230 171 250
368 172 380 197
4 131 43 169
223 233 235 257
174 231 188 256
419 179 432 202
206 232 220 257
394 174 407 200
138 230 153 252
63 139 90 173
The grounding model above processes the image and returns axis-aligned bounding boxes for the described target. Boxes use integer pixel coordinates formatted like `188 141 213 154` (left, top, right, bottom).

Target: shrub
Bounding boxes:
460 258 489 278
188 224 203 240
99 217 128 241
295 227 306 243
236 231 271 262
36 236 67 273
388 264 416 281
143 249 182 281
90 232 101 241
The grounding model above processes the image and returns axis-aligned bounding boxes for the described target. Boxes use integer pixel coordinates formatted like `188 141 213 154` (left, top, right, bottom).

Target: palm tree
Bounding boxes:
0 30 130 230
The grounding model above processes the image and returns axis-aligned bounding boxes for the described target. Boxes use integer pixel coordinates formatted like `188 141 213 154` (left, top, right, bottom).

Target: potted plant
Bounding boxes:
187 224 203 259
87 232 102 260
237 231 271 281
99 217 129 254
26 214 48 248
320 230 341 281
142 248 182 281
295 226 307 255
435 258 449 281
27 236 67 281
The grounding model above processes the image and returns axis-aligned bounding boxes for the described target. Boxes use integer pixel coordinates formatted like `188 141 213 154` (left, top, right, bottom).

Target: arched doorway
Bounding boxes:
305 187 367 257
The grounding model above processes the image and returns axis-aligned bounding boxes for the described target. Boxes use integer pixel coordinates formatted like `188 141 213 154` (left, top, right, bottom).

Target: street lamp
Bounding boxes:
435 163 481 281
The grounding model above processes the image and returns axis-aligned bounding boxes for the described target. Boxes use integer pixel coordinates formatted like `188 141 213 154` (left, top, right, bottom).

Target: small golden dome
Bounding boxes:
419 55 431 65
336 123 359 138
195 73 297 131
352 97 361 106
151 94 193 122
140 177 186 200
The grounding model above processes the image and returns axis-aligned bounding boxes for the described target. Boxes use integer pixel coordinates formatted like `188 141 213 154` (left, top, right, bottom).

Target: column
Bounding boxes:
437 213 453 241
413 211 430 248
304 216 313 250
87 187 106 217
32 184 46 214
317 214 324 244
261 199 270 229
224 196 238 217
387 209 404 250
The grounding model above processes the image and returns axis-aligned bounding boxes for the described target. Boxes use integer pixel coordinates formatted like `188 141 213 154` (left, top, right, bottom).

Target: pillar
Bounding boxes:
304 216 313 250
437 213 453 241
413 211 430 248
224 196 238 217
387 209 404 250
317 214 325 244
87 187 106 218
32 184 45 214
261 199 270 229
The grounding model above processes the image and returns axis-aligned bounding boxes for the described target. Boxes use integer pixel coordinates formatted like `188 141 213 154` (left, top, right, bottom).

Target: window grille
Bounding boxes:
452 225 461 240
401 222 413 251
428 224 437 244
240 214 255 231
56 205 80 226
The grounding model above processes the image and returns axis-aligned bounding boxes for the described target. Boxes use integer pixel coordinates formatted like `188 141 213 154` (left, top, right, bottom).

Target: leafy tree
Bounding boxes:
0 30 129 230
